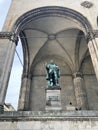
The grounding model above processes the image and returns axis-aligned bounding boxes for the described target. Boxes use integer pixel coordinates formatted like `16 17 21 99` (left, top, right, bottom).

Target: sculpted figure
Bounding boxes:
46 60 60 87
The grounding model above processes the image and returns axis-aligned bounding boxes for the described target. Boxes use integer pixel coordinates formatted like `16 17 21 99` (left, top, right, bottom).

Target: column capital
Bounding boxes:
86 32 95 42
72 72 83 78
9 32 19 45
0 31 18 45
85 30 98 42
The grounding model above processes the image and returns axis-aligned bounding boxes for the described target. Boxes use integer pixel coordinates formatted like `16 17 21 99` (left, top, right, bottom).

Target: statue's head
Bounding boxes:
50 59 54 64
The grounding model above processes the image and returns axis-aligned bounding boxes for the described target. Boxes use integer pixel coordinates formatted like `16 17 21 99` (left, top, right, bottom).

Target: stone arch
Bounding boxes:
12 6 92 34
10 6 93 77
11 6 94 110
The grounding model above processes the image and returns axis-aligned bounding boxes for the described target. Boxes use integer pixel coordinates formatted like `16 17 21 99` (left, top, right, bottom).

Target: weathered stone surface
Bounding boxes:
46 89 62 110
0 39 16 112
0 0 98 115
0 111 98 130
73 73 88 110
0 0 98 112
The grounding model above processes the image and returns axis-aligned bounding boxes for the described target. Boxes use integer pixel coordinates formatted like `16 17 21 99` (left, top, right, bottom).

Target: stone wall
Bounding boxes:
29 56 98 110
0 111 98 130
30 76 76 111
2 0 98 31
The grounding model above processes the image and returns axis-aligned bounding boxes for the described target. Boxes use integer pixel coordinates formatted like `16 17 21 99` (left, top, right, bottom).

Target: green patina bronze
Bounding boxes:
45 60 60 87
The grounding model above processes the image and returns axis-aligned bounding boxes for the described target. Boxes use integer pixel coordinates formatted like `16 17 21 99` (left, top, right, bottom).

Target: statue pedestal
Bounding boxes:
45 87 62 110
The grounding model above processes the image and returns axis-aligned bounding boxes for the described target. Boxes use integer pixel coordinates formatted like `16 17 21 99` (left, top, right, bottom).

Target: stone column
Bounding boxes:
0 34 18 113
73 72 88 110
18 73 31 111
88 36 98 80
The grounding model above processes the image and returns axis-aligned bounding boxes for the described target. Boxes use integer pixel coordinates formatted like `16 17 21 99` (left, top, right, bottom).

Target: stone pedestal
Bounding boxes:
45 87 62 110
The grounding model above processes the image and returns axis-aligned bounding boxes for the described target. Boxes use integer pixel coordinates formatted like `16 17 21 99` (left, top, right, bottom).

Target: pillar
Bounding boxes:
0 33 18 113
87 34 98 80
18 73 31 111
73 72 88 110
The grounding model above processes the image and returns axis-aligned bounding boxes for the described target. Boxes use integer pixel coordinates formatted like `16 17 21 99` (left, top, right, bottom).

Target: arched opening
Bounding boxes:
11 6 97 110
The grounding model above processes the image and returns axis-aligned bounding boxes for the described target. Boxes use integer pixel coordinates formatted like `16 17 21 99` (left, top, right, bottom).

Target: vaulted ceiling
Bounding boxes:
20 16 91 75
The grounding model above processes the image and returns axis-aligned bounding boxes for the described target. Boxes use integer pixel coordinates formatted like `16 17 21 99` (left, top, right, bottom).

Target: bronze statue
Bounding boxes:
45 60 60 87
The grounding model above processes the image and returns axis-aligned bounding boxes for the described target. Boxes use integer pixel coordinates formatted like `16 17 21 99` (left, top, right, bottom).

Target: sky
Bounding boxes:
0 0 23 110
0 0 11 30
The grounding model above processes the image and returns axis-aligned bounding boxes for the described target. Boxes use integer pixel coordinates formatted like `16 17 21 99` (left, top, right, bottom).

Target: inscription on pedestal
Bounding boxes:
49 96 59 101
45 88 62 110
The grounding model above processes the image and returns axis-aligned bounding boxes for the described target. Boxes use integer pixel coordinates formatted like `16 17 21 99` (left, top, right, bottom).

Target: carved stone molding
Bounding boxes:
81 1 93 8
72 72 83 78
9 33 19 44
0 32 12 39
94 30 98 38
13 6 92 34
22 73 32 79
85 30 98 42
0 32 18 45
